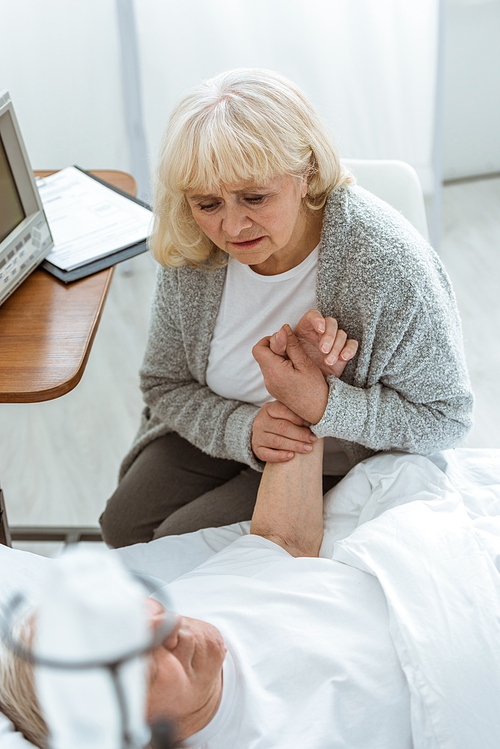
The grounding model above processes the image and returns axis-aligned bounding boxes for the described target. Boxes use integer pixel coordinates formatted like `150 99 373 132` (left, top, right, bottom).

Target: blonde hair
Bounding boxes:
0 617 49 749
151 68 355 268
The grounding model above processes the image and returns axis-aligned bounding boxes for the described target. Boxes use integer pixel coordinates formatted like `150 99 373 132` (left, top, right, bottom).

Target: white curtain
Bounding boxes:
0 0 440 196
0 0 130 173
135 0 439 195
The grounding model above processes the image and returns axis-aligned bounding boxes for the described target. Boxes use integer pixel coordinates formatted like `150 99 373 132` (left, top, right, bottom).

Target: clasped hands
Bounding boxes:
251 310 358 463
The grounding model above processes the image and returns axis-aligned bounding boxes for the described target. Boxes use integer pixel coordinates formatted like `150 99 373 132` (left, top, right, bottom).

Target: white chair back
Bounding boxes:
342 159 429 242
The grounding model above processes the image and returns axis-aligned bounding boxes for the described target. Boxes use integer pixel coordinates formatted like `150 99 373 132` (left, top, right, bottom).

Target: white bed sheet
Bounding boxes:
1 447 500 748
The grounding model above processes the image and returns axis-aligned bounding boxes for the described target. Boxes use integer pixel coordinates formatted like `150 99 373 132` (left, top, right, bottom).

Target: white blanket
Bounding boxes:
1 448 500 748
327 452 500 749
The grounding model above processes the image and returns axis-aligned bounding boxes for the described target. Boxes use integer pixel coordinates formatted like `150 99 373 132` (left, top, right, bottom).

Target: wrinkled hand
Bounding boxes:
251 400 317 463
293 309 358 378
252 325 329 425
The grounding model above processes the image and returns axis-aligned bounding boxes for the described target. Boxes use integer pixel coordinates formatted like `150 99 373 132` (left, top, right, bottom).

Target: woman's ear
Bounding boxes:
300 173 308 199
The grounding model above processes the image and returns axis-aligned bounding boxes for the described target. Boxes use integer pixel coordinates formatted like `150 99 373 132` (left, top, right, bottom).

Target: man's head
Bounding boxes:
0 615 48 748
0 599 225 747
146 599 226 740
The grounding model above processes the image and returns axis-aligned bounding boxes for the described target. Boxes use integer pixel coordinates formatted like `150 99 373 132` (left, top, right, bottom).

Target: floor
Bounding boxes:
439 177 500 450
2 177 499 555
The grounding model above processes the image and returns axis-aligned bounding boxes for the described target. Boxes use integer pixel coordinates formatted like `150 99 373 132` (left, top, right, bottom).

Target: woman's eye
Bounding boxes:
199 202 219 212
245 195 265 205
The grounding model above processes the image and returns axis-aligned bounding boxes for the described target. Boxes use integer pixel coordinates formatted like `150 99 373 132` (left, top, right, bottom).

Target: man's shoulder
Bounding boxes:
177 534 293 582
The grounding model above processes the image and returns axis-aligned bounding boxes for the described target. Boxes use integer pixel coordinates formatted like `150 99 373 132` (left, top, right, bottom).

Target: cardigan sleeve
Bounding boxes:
136 269 264 472
312 293 474 454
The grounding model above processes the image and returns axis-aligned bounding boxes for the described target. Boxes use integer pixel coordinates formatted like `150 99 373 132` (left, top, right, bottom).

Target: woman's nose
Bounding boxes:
222 205 252 237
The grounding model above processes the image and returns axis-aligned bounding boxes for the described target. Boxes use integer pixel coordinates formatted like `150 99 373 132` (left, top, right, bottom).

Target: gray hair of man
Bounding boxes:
0 616 49 749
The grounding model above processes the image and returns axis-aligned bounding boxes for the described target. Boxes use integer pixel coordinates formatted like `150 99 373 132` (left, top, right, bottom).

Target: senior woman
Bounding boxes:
100 68 473 548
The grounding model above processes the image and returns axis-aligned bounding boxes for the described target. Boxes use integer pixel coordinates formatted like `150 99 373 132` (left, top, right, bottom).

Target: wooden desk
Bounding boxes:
0 170 137 546
0 170 137 403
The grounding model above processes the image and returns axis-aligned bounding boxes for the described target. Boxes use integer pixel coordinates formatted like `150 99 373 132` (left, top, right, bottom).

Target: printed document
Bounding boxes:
37 167 153 271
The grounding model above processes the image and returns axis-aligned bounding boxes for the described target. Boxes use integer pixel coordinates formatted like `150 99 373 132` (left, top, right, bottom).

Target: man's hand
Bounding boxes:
252 325 329 425
251 400 317 463
292 309 358 378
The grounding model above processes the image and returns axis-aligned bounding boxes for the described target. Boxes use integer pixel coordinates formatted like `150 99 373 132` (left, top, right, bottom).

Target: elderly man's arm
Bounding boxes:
251 328 326 557
250 438 324 558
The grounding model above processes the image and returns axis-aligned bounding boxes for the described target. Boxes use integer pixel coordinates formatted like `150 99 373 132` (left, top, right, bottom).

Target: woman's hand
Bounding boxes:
253 325 329 425
251 400 317 463
292 309 358 378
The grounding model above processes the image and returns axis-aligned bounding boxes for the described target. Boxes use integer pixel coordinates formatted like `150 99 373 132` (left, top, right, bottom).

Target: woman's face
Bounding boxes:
185 174 315 274
146 599 225 739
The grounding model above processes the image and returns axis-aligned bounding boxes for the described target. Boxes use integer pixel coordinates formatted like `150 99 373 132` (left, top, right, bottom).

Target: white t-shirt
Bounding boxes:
162 535 411 749
206 252 349 475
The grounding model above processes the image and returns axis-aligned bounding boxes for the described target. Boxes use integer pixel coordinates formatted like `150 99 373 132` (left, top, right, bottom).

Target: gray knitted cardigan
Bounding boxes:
120 186 473 479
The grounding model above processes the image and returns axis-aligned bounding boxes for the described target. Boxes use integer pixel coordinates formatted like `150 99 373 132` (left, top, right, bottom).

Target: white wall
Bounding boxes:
0 0 130 172
443 0 500 179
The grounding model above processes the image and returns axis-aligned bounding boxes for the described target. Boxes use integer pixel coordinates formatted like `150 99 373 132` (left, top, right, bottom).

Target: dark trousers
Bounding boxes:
100 432 341 548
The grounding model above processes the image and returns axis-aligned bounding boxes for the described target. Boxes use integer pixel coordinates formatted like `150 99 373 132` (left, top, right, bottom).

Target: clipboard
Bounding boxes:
41 166 152 284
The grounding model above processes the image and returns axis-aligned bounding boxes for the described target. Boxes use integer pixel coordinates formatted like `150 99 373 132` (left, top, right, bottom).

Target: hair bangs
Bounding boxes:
175 106 294 195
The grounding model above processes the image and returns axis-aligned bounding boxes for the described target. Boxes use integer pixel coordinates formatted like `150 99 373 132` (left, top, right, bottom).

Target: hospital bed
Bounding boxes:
1 447 500 748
